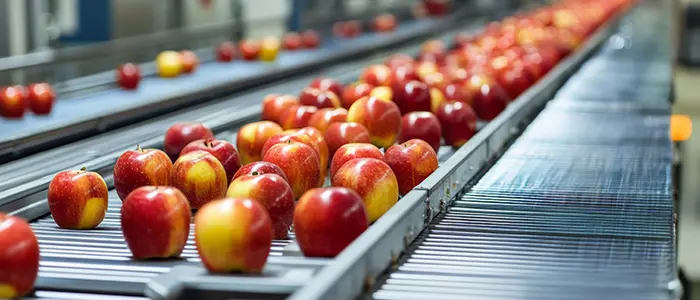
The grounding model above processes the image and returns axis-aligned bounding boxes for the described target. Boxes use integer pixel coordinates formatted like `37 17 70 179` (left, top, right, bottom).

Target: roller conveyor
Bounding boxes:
370 1 676 299
1 0 676 299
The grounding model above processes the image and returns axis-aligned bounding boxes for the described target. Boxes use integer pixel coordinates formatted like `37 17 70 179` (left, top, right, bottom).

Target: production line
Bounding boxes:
0 0 678 299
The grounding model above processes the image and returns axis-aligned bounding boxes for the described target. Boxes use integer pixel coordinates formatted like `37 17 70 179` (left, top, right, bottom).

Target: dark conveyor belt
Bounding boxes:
373 1 676 300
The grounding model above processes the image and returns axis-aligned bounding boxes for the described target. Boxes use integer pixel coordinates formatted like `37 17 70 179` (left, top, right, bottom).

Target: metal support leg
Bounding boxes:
288 0 306 32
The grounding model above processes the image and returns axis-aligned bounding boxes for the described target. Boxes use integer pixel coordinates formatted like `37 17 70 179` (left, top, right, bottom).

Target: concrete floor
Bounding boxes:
675 66 700 299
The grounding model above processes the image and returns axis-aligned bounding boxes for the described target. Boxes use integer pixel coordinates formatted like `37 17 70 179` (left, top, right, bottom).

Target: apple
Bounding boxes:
301 30 321 48
263 141 320 199
392 80 432 115
309 77 344 100
262 94 299 123
279 105 318 130
27 83 55 115
260 132 323 183
227 173 294 239
331 158 399 222
216 41 238 62
116 63 141 90
308 107 348 133
195 198 273 273
360 64 393 87
441 83 472 105
113 146 172 201
232 161 288 183
385 139 439 195
373 14 397 32
0 86 27 119
496 65 532 100
156 50 183 78
330 143 384 178
169 151 228 209
294 187 368 257
423 72 448 91
385 54 415 70
422 40 446 54
240 39 262 61
180 50 199 73
296 127 330 174
236 121 283 164
347 96 402 149
259 37 281 62
369 86 393 102
283 32 303 50
429 87 448 115
47 168 109 229
299 87 341 109
180 138 242 183
342 82 374 109
164 122 215 161
121 186 191 259
0 213 39 299
398 112 442 152
324 122 371 158
416 61 439 80
466 74 510 120
455 32 475 48
346 21 362 37
435 101 477 147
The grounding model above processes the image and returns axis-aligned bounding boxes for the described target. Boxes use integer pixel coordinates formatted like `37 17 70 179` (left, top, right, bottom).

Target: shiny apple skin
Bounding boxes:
324 122 372 158
299 87 341 109
435 101 478 147
180 138 242 183
392 80 432 115
227 173 295 239
116 63 141 90
232 161 289 183
163 122 215 161
113 146 172 201
0 213 40 299
398 112 442 153
262 94 299 124
309 78 344 100
330 143 384 178
342 82 374 109
27 83 55 115
308 108 348 134
0 86 27 119
279 105 318 130
384 139 439 195
262 142 321 199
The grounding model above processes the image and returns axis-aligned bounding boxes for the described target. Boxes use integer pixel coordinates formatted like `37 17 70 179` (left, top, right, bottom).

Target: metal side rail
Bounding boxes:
370 1 677 299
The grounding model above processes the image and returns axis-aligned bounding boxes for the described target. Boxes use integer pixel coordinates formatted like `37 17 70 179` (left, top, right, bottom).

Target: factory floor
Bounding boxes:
674 66 700 299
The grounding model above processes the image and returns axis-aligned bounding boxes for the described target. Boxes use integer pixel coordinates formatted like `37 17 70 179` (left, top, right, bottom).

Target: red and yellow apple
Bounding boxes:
164 122 215 161
279 105 318 130
324 122 372 157
259 37 281 62
195 198 273 273
227 174 294 239
342 82 374 109
360 64 393 87
347 96 402 149
262 94 299 124
384 139 439 195
236 121 283 164
369 86 393 102
240 39 262 61
308 107 348 133
169 151 228 209
296 126 330 174
232 161 289 183
263 142 320 199
331 158 399 222
121 186 191 259
47 169 109 229
181 138 242 183
294 188 368 257
0 213 39 299
309 78 344 100
398 112 442 152
114 146 172 200
180 50 199 73
299 87 341 109
156 50 183 78
429 87 448 115
330 143 384 178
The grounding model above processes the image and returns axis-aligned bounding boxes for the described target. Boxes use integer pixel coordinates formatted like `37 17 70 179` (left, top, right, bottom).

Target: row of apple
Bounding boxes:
0 83 56 119
0 0 629 297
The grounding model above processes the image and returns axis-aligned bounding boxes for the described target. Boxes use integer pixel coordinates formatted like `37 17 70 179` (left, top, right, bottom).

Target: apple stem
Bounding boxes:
251 171 259 176
205 140 214 148
136 144 143 152
79 166 87 173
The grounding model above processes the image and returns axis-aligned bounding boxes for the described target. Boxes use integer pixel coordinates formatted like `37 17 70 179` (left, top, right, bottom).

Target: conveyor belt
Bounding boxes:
373 1 676 299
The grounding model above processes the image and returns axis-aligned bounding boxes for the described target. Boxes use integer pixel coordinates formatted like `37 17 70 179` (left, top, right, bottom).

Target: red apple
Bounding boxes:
308 107 348 133
429 88 448 115
263 142 320 199
240 39 262 61
342 82 374 109
296 127 330 176
236 121 283 164
398 112 442 152
227 173 294 239
195 198 273 273
121 186 191 259
361 64 393 87
385 54 415 70
116 63 141 90
324 122 372 158
169 151 228 209
373 14 398 32
180 50 199 73
330 143 384 178
0 86 27 119
294 187 368 257
299 87 341 109
279 105 318 130
392 80 432 115
180 138 242 183
331 158 399 222
309 78 344 100
164 122 215 161
262 94 299 123
384 139 439 195
466 74 510 120
441 83 472 105
216 41 238 62
113 146 172 201
301 30 321 48
232 161 288 183
497 65 532 99
0 213 39 299
283 32 303 50
48 169 109 229
347 96 402 149
27 83 55 115
261 132 323 178
435 101 477 147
